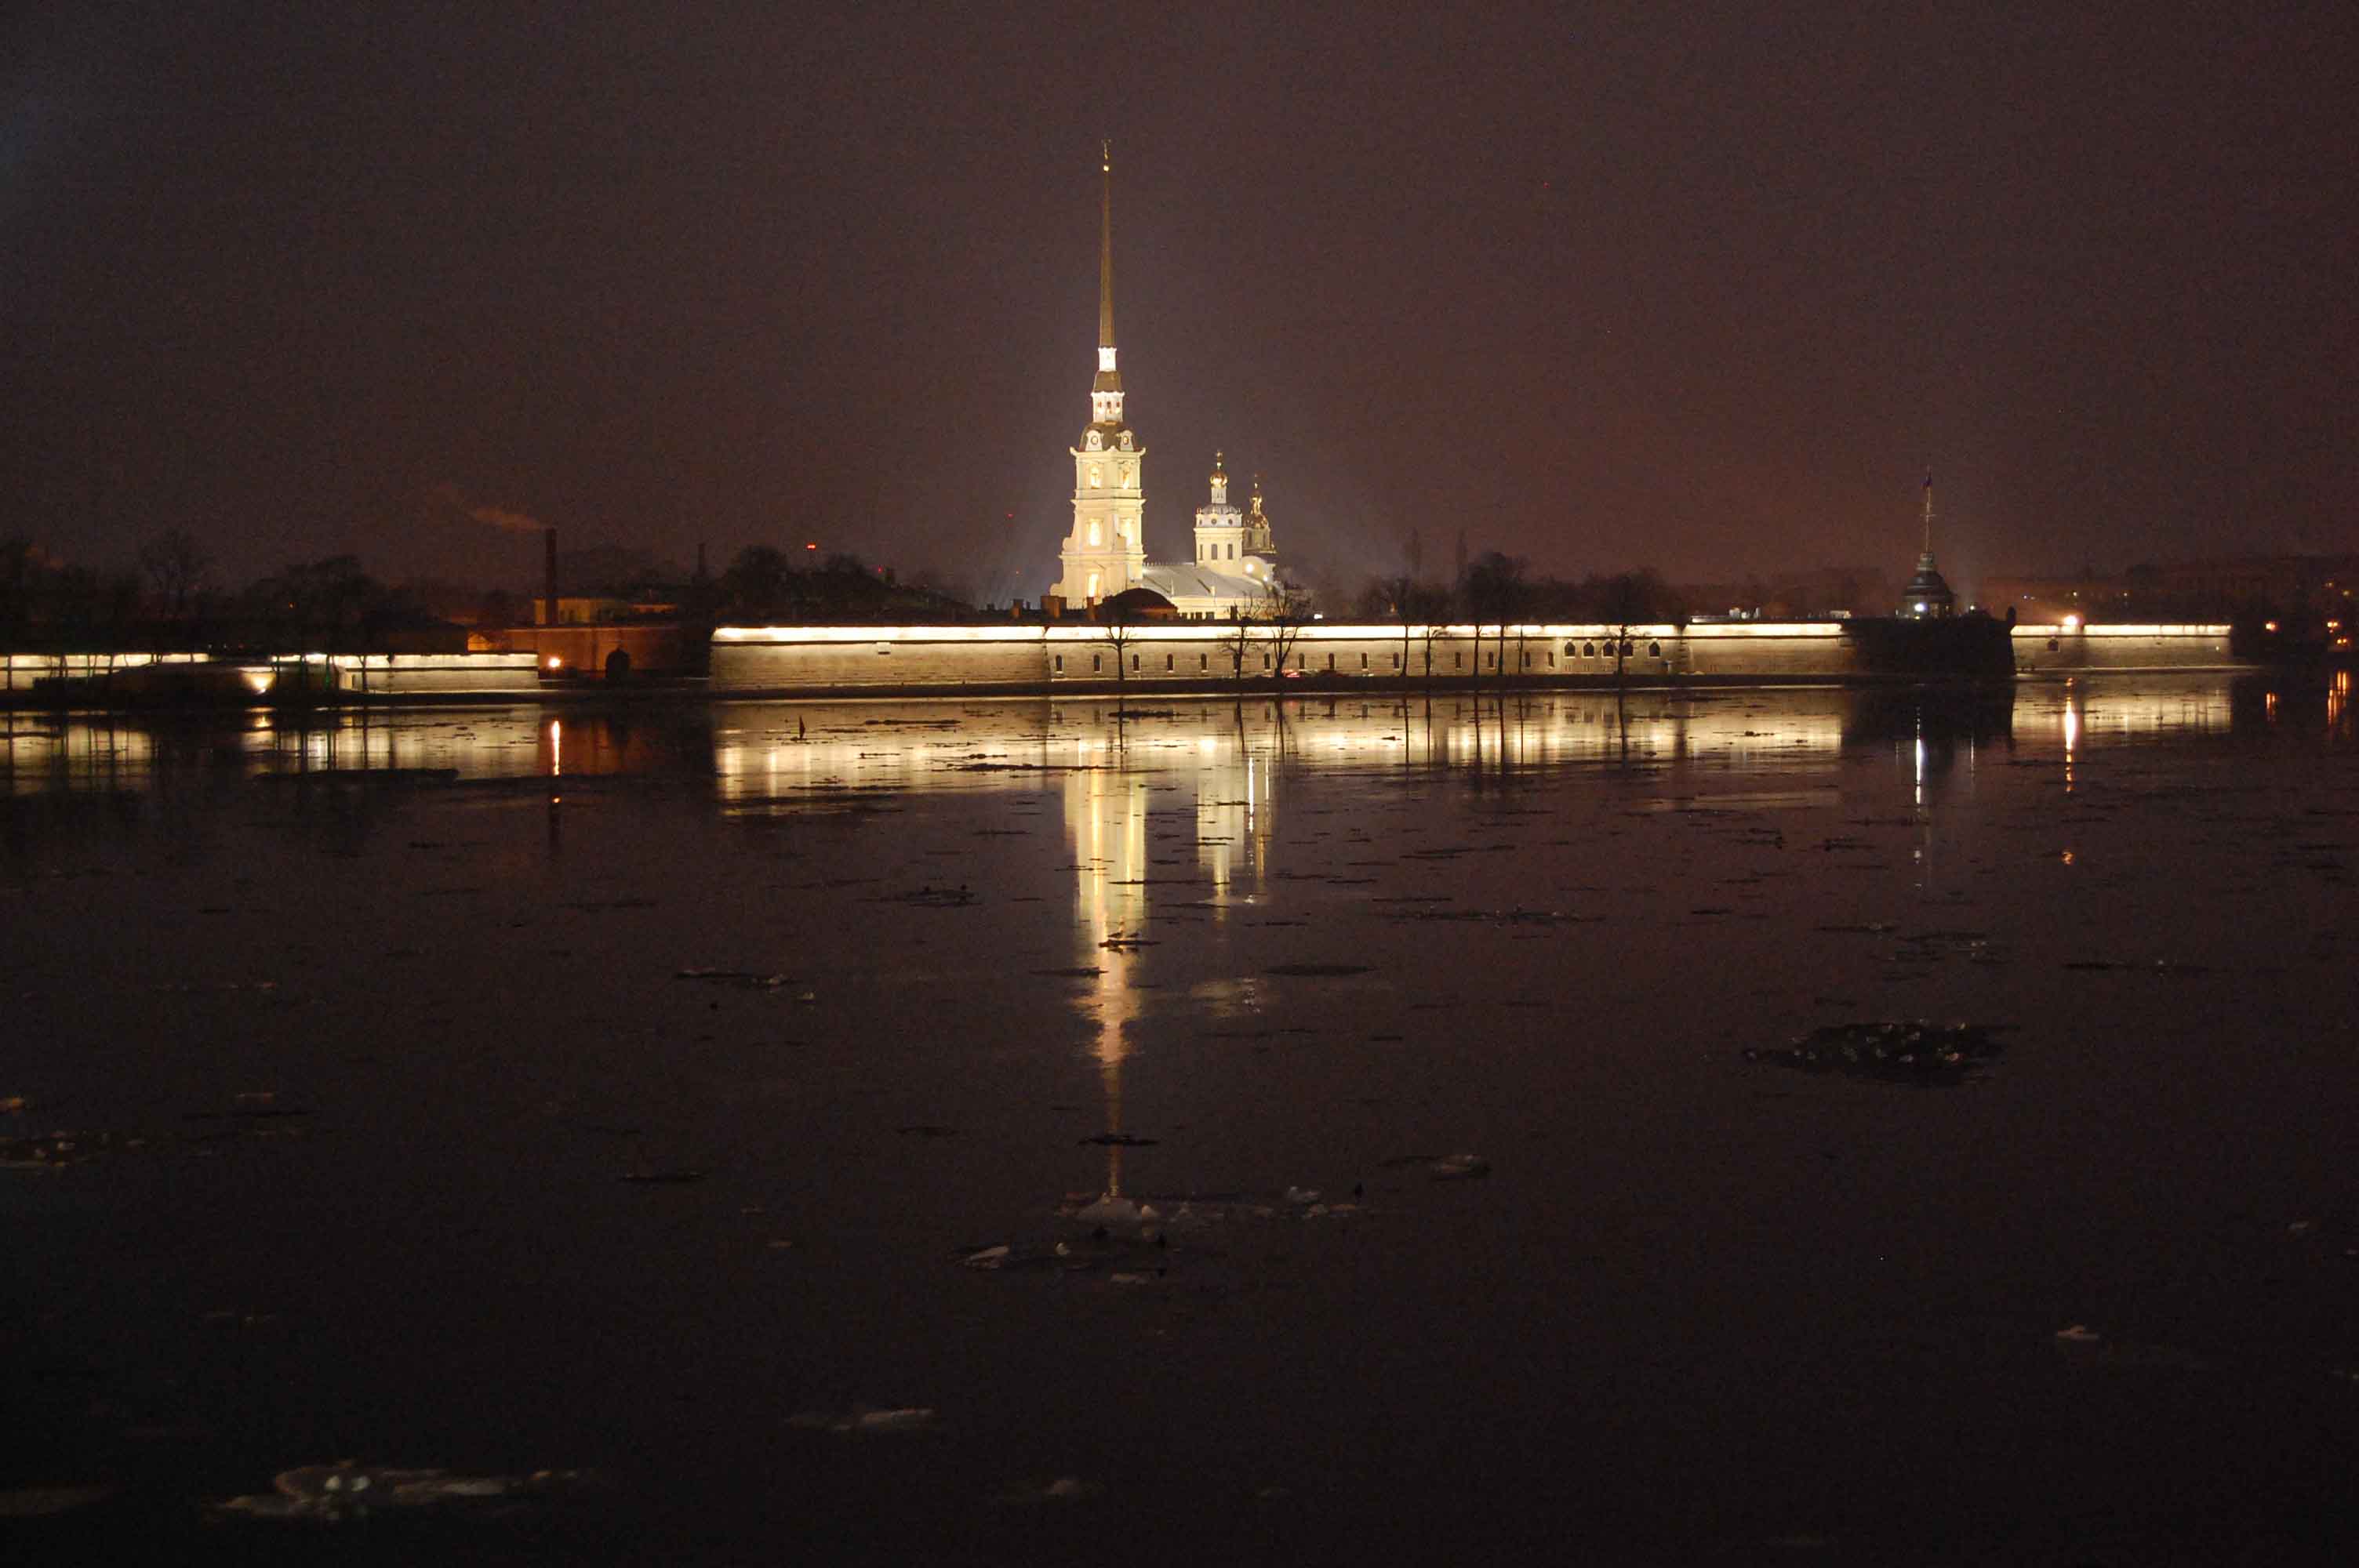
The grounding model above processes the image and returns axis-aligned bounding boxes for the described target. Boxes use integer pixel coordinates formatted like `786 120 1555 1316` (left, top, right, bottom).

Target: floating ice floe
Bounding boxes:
213 1463 587 1520
787 1406 940 1436
1743 1020 2005 1084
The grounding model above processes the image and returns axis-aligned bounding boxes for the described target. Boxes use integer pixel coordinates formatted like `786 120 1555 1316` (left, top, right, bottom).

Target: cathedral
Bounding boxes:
1047 147 1290 620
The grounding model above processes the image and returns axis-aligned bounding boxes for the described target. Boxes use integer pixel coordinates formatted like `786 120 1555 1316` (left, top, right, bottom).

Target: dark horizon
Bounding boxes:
5 3 2351 604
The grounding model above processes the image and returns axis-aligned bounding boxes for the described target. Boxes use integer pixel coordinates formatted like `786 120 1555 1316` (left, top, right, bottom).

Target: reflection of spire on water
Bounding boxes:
1067 765 1148 1196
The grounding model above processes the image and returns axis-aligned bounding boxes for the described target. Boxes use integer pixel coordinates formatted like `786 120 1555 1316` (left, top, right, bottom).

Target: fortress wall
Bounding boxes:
708 620 2240 695
1677 624 1853 679
2012 623 2236 672
711 627 1052 692
327 653 543 695
711 622 1858 691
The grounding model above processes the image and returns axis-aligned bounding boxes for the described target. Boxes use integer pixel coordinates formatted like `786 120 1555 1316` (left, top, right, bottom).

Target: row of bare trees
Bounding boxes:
1346 554 1688 685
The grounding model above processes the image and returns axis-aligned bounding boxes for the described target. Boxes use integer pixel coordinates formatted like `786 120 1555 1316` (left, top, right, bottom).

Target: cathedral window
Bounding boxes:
1089 465 1102 488
1088 522 1102 547
1086 431 1103 451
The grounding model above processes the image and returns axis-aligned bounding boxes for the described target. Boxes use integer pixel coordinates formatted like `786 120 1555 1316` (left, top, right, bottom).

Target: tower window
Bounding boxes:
1088 522 1102 547
1089 465 1103 487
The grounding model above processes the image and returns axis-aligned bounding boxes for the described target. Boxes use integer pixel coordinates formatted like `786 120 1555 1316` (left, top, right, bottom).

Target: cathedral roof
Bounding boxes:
1139 563 1276 604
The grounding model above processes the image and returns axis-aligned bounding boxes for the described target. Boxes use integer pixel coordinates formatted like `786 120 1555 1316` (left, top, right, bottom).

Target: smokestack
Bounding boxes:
543 527 558 629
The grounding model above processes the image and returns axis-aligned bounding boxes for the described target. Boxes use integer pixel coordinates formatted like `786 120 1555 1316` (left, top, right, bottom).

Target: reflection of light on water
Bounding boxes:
1068 768 1148 1196
2062 691 2079 793
549 718 562 777
2331 670 2349 728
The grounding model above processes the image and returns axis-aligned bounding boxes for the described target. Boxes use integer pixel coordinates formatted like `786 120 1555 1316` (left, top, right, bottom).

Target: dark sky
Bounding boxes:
5 2 2352 602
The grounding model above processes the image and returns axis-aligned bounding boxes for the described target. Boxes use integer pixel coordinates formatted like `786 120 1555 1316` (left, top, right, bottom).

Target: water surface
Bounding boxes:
5 675 2354 1563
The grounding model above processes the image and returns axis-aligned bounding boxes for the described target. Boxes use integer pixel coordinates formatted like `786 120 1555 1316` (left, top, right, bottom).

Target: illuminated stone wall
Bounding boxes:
2012 623 2236 672
710 619 2246 695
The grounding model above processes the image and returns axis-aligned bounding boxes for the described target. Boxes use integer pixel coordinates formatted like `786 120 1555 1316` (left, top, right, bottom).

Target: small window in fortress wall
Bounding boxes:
1053 655 1063 673
1359 652 1368 670
1165 653 1174 671
1649 641 1661 657
1132 654 1140 671
1198 653 1208 670
1262 654 1271 670
1092 654 1102 672
1454 652 1463 669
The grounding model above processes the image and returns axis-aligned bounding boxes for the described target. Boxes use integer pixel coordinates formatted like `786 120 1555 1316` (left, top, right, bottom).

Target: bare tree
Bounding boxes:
1263 586 1316 684
139 527 210 619
1095 615 1136 722
1219 608 1259 690
1463 552 1525 688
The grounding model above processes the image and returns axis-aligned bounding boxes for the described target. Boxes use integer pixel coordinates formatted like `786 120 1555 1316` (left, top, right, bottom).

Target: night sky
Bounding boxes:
5 2 2351 603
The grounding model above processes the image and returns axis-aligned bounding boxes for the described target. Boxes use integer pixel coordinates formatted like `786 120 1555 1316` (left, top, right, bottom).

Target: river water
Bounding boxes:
5 675 2354 1563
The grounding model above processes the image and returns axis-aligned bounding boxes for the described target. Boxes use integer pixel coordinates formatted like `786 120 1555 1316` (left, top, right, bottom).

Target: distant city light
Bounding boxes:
2062 615 2081 630
546 655 563 670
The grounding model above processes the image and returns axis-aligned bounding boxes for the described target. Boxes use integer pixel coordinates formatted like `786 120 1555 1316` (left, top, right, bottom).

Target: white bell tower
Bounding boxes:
1050 142 1147 607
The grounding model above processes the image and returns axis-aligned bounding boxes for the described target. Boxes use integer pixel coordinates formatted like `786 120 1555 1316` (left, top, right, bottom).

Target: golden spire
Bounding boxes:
1097 140 1115 353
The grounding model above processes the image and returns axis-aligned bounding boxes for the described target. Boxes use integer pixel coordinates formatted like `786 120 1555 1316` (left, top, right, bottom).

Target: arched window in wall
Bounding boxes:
1088 521 1102 546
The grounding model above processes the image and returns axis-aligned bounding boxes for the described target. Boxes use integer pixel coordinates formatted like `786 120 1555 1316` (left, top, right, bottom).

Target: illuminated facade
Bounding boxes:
1047 147 1286 619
